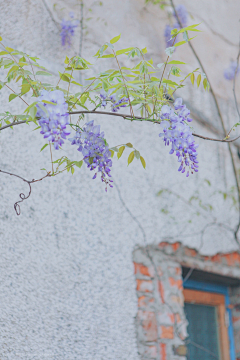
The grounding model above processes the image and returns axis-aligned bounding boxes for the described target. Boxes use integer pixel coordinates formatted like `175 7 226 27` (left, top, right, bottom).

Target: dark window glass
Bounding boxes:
185 303 220 360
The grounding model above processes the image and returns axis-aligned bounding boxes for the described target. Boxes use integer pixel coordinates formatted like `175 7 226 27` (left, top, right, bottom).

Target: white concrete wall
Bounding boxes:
0 0 240 358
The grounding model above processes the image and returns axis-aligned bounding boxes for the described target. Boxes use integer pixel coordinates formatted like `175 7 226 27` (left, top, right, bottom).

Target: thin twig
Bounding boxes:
49 142 54 173
170 0 240 243
41 0 61 31
4 84 29 106
2 109 240 143
0 169 50 215
113 49 134 117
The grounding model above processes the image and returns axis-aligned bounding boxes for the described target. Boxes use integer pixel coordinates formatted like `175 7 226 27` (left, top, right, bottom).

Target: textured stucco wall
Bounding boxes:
0 0 240 359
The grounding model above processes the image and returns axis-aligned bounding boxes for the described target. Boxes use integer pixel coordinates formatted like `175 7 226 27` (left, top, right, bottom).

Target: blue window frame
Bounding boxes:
183 279 236 360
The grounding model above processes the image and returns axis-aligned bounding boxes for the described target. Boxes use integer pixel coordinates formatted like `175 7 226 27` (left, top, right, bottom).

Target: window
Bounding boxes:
183 280 235 360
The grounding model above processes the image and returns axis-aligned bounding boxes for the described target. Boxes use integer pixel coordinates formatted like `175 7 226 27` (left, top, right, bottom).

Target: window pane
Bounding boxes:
185 303 220 360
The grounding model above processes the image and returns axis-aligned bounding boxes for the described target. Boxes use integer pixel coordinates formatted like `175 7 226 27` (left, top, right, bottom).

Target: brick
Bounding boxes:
210 254 221 263
160 343 167 360
175 267 182 276
157 266 163 277
144 345 157 358
169 277 183 290
160 326 174 339
136 279 153 293
171 242 181 251
158 311 174 325
175 313 181 323
184 247 197 257
138 295 154 308
170 295 184 306
134 263 151 277
232 315 240 323
158 281 165 302
141 311 158 342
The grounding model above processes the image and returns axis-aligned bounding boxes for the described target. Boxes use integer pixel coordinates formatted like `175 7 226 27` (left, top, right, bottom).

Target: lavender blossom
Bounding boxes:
69 120 113 190
60 13 79 48
164 24 177 48
173 4 188 28
159 98 198 176
224 61 240 80
111 97 128 112
36 90 70 150
100 91 128 112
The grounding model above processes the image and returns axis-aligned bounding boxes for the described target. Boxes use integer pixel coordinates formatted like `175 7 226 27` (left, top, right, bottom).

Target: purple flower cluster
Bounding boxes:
36 90 70 150
100 90 128 112
159 98 199 177
164 24 177 49
60 13 79 48
164 4 188 48
224 61 240 80
173 4 188 27
69 120 113 189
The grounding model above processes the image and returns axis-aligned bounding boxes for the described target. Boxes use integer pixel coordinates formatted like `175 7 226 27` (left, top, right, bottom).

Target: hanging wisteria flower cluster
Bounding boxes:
60 12 79 48
224 61 240 81
100 90 128 112
36 90 70 150
159 98 199 177
69 120 113 190
164 4 188 48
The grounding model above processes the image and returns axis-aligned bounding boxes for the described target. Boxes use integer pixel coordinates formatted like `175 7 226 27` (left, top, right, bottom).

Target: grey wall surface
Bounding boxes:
0 0 240 359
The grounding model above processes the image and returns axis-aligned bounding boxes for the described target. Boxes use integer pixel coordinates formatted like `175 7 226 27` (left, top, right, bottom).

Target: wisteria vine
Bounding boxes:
0 17 239 215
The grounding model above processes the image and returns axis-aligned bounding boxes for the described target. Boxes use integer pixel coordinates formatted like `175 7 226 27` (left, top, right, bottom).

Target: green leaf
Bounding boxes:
0 36 2 41
5 47 14 52
157 63 164 69
40 143 48 152
36 71 52 76
21 83 31 95
151 76 159 82
101 54 115 58
171 28 178 35
64 56 69 64
38 102 49 115
134 150 140 159
29 105 37 120
204 179 211 186
111 147 119 152
110 34 121 44
140 156 146 169
9 93 18 102
116 47 134 56
162 79 179 86
59 73 70 82
165 46 175 57
71 166 75 175
0 51 8 55
71 80 82 86
178 24 201 33
168 60 186 65
128 151 135 165
174 40 187 47
197 74 201 87
126 142 133 148
190 73 195 85
7 65 19 76
141 47 147 54
183 31 189 42
74 160 83 168
203 77 207 90
24 101 37 113
41 100 57 105
117 145 125 159
110 150 114 158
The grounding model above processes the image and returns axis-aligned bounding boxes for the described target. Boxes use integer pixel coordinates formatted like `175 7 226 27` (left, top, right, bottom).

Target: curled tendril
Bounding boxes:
0 170 50 215
14 182 32 215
